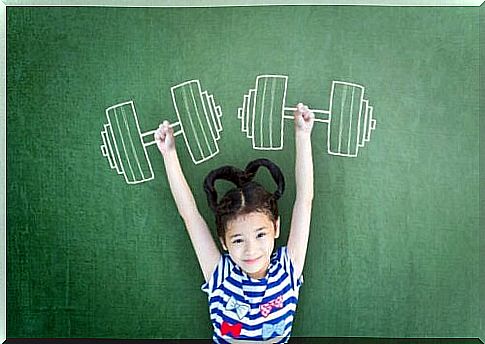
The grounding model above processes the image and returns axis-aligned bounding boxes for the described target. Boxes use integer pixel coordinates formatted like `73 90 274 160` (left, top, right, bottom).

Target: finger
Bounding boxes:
294 114 302 125
295 103 305 120
296 103 305 113
295 114 305 127
158 122 167 131
160 122 170 134
154 127 163 141
303 110 314 121
163 120 175 135
302 106 309 115
296 105 307 119
159 124 169 137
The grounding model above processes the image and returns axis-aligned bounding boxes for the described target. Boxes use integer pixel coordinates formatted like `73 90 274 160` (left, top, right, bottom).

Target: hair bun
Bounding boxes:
204 158 285 213
203 165 246 211
244 158 285 200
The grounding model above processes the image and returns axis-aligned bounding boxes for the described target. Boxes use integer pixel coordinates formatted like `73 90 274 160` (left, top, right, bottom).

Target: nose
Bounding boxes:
244 238 257 256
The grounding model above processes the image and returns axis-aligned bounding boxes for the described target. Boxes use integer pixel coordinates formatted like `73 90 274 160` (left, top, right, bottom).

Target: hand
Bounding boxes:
294 103 315 134
154 120 176 157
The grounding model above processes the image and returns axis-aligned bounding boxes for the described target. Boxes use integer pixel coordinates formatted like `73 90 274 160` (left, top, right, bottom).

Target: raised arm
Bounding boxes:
155 121 221 282
287 103 315 279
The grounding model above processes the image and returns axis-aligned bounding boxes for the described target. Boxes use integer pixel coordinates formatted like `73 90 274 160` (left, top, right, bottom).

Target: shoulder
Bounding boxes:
201 252 238 295
272 245 290 267
272 246 304 290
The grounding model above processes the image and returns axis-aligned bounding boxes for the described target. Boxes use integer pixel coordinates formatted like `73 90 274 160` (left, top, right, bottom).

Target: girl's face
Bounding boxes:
221 212 280 279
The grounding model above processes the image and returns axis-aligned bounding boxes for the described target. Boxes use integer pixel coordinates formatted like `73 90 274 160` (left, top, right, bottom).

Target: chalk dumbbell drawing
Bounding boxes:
100 80 223 184
238 75 376 157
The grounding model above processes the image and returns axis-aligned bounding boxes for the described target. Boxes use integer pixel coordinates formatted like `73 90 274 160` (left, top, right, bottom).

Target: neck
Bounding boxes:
247 264 268 279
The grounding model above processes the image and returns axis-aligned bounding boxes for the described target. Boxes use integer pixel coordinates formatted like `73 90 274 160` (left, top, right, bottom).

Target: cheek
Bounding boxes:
228 244 243 256
263 237 275 251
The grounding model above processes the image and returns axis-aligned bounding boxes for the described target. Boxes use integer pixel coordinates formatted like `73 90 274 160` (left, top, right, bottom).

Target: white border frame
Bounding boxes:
0 1 483 343
1 0 484 6
1 1 6 342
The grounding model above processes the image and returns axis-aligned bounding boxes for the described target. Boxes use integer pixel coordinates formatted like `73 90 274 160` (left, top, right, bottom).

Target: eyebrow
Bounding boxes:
229 227 266 239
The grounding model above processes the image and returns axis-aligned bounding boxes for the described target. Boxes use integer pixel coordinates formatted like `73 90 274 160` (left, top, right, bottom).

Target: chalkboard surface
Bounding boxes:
7 5 480 339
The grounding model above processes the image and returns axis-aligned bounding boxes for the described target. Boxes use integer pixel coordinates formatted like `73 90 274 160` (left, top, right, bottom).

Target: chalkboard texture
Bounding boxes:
6 5 481 340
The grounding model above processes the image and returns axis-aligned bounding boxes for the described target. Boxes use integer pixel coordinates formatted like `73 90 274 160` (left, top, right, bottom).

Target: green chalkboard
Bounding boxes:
479 4 485 344
7 5 480 339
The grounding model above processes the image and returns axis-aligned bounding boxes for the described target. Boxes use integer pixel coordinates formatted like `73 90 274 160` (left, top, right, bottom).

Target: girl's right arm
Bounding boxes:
155 121 221 283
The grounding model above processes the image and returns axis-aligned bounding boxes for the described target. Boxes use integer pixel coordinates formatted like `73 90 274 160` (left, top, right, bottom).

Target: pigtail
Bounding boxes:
204 158 285 239
244 158 285 200
203 165 246 212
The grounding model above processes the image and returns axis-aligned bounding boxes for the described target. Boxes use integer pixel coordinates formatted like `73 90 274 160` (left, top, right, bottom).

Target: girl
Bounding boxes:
155 103 314 343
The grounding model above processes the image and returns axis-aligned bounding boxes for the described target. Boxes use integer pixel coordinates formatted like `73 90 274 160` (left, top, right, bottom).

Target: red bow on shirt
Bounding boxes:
260 295 284 317
221 321 242 337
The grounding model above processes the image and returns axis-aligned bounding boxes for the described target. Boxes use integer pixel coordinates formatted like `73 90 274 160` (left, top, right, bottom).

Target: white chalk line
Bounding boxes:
337 85 346 154
104 127 116 170
359 99 368 147
121 105 146 181
238 76 376 157
269 77 274 148
129 101 155 181
102 80 222 185
284 108 330 123
101 127 115 169
209 94 222 138
104 103 128 175
171 80 221 165
280 76 288 150
113 106 135 182
180 83 204 161
191 82 218 161
259 77 267 149
202 91 218 142
248 89 255 139
346 85 355 155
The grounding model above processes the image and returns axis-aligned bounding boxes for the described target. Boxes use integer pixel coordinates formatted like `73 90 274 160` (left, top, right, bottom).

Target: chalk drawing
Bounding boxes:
238 75 376 157
100 80 223 184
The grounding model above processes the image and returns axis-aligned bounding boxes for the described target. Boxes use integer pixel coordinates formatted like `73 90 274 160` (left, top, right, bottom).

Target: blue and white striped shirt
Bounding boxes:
201 246 304 343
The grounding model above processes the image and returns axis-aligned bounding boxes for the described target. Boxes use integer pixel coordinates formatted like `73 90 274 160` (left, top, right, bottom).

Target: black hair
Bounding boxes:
203 158 285 243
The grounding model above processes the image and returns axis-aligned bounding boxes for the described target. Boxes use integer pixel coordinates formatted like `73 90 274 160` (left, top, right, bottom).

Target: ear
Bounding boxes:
274 216 280 239
219 237 228 251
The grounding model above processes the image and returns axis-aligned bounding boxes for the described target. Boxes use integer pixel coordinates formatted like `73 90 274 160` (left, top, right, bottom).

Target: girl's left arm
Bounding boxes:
287 103 315 279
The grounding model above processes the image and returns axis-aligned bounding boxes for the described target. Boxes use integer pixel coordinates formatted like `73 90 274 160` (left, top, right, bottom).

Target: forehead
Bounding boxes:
226 212 273 234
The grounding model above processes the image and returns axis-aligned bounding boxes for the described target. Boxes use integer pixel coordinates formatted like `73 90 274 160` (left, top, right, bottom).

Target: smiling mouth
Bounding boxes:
243 257 261 264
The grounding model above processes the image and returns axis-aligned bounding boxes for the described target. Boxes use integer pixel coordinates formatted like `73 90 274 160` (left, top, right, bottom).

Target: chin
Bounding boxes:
244 265 263 274
243 261 268 277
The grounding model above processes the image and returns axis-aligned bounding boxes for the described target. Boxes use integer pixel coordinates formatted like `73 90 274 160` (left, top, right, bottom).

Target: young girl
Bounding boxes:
155 103 314 343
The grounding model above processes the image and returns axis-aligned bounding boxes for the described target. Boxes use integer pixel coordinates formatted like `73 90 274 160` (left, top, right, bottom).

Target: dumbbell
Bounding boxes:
100 80 223 184
238 75 376 157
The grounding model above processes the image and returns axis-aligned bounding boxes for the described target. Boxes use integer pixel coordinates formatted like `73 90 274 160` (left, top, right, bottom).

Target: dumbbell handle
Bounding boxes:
283 107 330 123
141 121 183 147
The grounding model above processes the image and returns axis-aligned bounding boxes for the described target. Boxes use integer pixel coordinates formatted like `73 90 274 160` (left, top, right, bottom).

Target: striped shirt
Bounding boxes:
201 246 304 343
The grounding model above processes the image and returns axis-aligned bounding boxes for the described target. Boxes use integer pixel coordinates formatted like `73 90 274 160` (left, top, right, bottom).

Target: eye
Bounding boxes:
232 238 243 244
257 232 267 239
